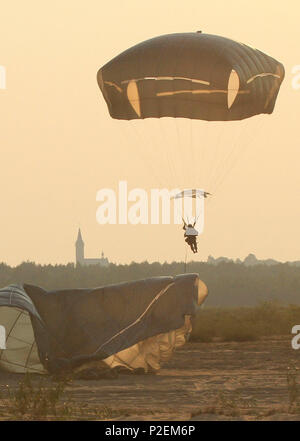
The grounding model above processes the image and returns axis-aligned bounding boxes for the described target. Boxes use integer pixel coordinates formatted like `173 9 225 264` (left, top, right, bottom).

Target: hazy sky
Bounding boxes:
0 0 299 266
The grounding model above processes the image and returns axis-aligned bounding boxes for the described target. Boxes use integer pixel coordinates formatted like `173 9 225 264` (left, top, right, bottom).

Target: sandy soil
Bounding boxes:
1 336 300 421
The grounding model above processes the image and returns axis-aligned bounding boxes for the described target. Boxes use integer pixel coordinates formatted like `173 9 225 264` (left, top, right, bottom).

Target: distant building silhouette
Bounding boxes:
75 229 109 267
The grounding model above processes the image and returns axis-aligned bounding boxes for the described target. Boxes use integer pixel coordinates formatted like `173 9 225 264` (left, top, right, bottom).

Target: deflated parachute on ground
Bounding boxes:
98 32 285 121
0 274 208 375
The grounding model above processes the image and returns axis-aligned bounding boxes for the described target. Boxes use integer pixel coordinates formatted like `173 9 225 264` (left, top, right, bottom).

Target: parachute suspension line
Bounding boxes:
194 121 204 190
212 116 265 196
189 83 198 188
211 122 247 194
117 122 144 179
189 118 196 185
158 118 179 189
122 120 165 187
6 311 25 345
207 122 243 194
199 121 211 191
25 339 37 370
138 120 171 187
143 118 169 186
150 118 183 189
154 38 179 190
205 121 215 190
181 120 190 188
171 116 183 189
213 131 262 196
171 39 190 191
171 120 186 190
182 128 190 189
207 123 228 192
190 53 201 189
206 122 227 192
155 120 173 186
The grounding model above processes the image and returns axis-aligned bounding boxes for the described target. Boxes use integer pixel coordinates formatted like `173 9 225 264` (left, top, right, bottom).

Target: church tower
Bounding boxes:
75 228 84 265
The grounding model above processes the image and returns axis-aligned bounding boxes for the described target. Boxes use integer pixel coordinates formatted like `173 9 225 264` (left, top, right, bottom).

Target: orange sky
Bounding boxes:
0 0 299 266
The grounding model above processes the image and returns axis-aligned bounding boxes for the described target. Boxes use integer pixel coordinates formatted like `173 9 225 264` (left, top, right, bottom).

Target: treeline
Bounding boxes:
191 303 300 341
0 260 300 307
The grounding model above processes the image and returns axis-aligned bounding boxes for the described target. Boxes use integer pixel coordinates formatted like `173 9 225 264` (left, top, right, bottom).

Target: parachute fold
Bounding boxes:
97 32 285 121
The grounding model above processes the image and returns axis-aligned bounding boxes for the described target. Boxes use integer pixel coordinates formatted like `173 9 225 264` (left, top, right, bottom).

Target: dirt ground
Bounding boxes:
1 336 300 421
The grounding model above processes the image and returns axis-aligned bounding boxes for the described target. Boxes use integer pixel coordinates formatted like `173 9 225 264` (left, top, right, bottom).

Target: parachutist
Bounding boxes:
183 220 198 253
97 32 284 242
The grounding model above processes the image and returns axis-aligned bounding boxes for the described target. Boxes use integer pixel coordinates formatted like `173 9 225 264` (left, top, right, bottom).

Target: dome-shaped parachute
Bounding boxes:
97 32 284 122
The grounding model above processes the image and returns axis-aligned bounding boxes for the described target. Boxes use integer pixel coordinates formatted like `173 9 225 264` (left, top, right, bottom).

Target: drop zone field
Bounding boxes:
0 334 299 421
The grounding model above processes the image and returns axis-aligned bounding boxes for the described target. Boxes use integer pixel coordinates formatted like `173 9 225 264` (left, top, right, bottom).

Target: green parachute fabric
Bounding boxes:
0 274 208 375
97 32 284 121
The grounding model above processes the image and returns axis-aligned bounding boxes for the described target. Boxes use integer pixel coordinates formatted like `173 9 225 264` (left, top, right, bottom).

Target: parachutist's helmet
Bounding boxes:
188 224 193 228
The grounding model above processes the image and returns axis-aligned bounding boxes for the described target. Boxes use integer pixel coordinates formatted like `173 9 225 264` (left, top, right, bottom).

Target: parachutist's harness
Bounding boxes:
183 221 198 253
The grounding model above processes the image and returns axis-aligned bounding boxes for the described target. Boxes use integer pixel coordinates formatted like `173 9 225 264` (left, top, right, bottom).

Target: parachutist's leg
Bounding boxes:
190 239 195 253
186 237 191 251
194 240 198 253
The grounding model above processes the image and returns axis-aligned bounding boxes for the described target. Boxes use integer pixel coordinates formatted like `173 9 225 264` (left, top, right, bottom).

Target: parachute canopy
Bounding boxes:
172 189 211 199
97 32 285 121
0 274 208 375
